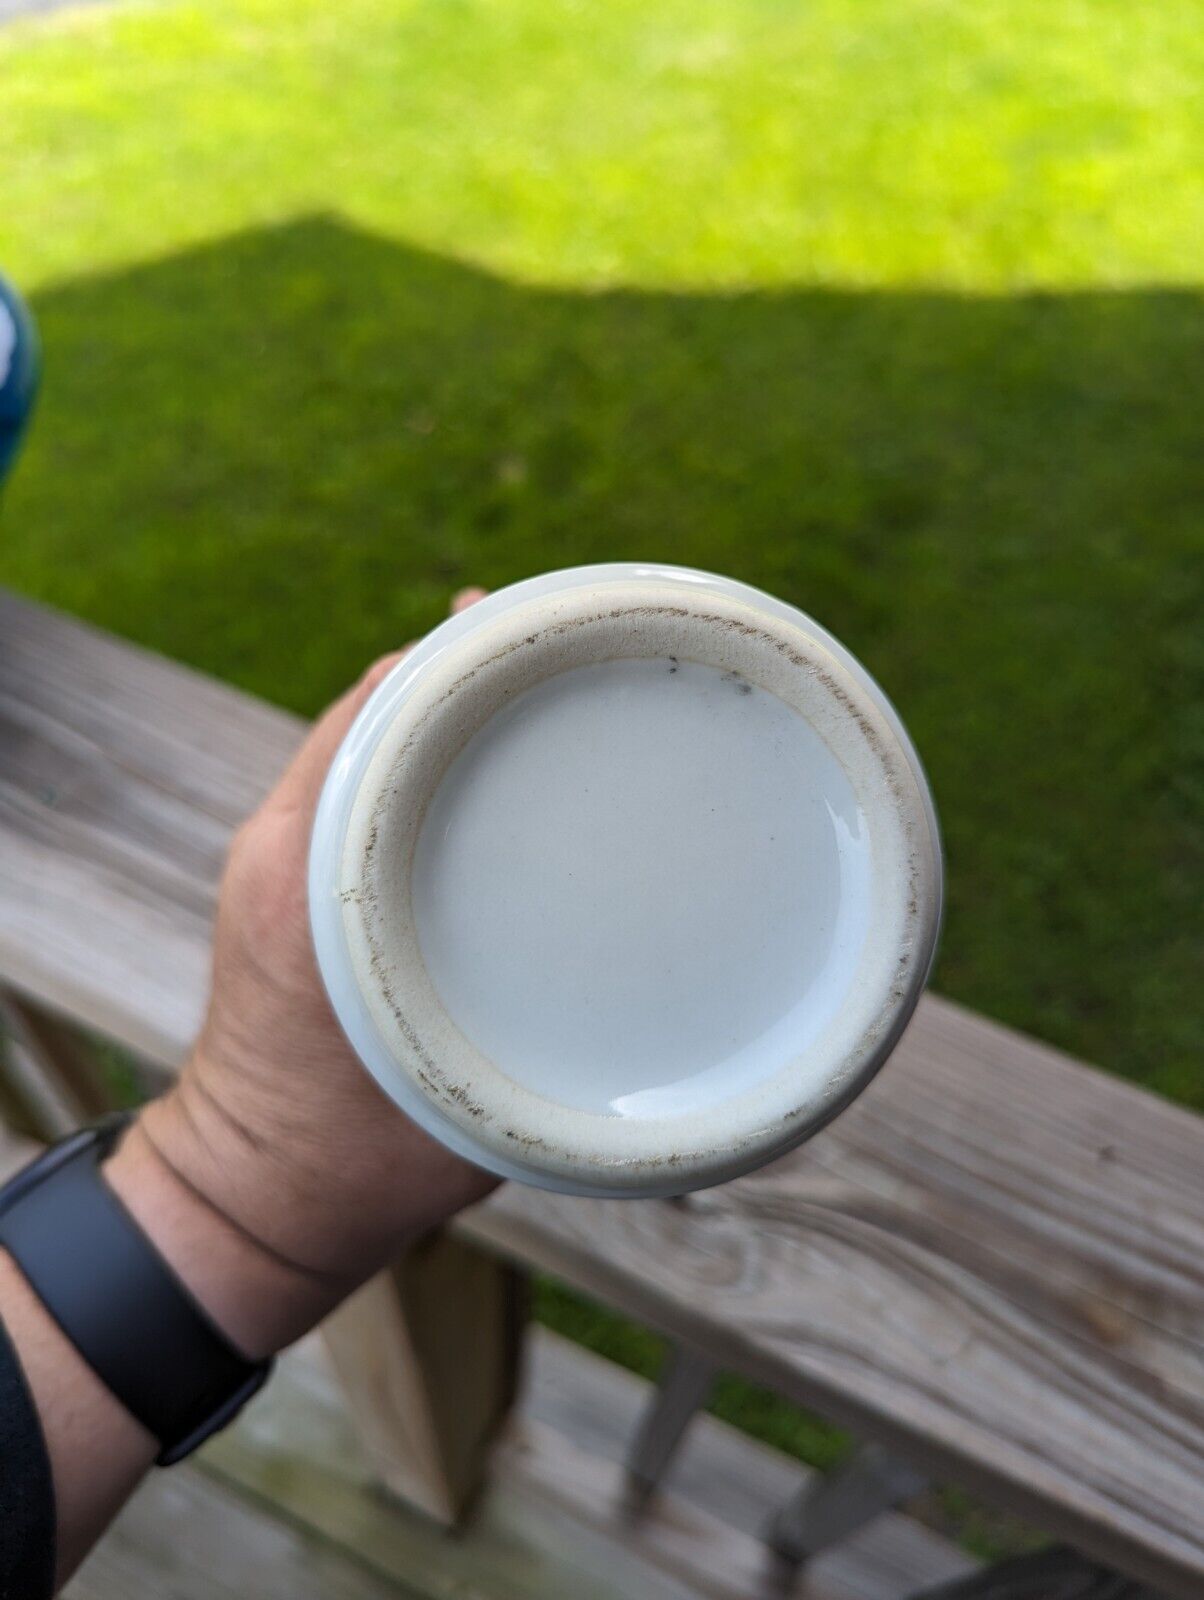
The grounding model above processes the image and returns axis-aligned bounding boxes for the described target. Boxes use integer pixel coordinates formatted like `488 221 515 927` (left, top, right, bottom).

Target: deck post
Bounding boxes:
0 988 112 1138
321 1230 526 1525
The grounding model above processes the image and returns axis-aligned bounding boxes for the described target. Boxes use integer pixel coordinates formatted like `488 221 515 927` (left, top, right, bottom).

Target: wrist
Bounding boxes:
104 1110 347 1358
149 1040 451 1281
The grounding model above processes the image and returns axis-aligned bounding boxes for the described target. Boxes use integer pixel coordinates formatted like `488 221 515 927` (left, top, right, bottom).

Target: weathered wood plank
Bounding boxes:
0 589 302 1066
321 1232 524 1524
2 590 1202 1594
64 1461 413 1600
459 998 1204 1596
206 1327 975 1600
515 1327 975 1599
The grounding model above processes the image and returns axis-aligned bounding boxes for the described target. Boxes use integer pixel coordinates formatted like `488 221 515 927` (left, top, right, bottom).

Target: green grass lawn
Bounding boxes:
1 0 1202 1551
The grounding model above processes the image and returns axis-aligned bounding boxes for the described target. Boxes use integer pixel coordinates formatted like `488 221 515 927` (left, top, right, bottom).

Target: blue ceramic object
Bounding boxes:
0 274 39 486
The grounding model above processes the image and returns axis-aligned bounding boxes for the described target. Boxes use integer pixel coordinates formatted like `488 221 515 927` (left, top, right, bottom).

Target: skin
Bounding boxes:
0 588 495 1588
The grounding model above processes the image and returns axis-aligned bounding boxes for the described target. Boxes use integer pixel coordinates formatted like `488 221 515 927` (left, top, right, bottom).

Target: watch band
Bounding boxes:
0 1114 271 1465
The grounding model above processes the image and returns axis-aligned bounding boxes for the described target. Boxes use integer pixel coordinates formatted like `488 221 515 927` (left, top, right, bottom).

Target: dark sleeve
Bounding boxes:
0 1313 55 1600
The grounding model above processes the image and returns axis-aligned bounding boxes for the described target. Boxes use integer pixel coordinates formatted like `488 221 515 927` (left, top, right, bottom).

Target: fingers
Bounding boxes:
358 646 412 699
266 587 490 819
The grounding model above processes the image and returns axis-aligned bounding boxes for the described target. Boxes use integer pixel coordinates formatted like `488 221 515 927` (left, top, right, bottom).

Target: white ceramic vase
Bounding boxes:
310 564 942 1197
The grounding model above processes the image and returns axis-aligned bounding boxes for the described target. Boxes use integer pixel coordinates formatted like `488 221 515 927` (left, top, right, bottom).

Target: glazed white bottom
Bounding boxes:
311 565 941 1195
411 657 871 1119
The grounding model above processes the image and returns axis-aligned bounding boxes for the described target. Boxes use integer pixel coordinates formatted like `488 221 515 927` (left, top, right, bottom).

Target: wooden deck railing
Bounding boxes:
2 589 1201 1599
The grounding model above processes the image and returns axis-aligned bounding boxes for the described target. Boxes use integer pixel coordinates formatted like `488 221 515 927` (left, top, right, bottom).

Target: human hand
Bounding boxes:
107 588 497 1355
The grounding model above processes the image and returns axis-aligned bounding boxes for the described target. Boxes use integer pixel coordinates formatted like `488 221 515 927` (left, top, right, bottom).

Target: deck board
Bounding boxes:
63 1464 415 1600
202 1327 975 1600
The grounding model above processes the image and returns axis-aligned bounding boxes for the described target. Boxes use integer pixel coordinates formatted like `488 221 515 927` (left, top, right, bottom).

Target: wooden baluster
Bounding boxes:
625 1345 717 1509
768 1441 928 1565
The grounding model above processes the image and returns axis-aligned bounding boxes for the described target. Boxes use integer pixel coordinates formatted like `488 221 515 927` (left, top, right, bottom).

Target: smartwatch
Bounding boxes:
0 1114 272 1464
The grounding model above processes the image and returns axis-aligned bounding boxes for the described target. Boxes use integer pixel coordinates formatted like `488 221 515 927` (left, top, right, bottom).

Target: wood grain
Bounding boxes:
64 1462 410 1600
460 999 1204 1596
206 1327 975 1600
321 1232 524 1523
2 590 1201 1592
0 589 302 1066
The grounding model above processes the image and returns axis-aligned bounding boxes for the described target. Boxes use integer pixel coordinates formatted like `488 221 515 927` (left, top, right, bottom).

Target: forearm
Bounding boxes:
0 1245 152 1587
0 1103 348 1588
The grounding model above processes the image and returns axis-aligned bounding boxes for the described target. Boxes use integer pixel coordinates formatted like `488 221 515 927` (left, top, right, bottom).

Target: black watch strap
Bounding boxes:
0 1114 271 1464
